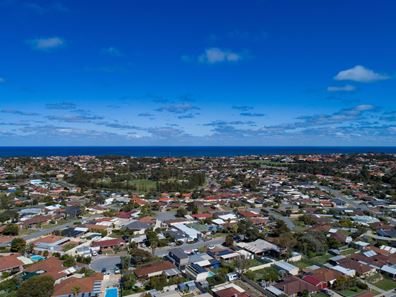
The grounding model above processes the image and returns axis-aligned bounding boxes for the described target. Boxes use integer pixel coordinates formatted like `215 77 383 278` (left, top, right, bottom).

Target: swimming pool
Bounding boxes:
105 287 118 297
207 271 216 277
31 255 45 262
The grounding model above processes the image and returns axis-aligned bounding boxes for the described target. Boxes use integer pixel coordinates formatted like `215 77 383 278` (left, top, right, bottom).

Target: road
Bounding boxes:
267 209 296 230
22 221 75 241
22 213 101 241
154 236 226 256
319 185 369 211
361 230 396 242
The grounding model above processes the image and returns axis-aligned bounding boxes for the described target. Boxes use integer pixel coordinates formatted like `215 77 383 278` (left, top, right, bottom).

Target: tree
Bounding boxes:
147 275 167 290
224 234 234 247
273 220 289 235
130 248 154 265
175 207 187 217
71 286 81 297
10 238 26 253
3 224 19 236
0 210 18 223
145 229 159 255
121 273 136 291
16 275 54 297
260 267 280 282
62 256 76 267
25 243 34 254
120 256 131 273
0 194 13 209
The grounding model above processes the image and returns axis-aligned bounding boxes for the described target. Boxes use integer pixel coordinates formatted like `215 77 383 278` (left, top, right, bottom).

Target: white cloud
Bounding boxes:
102 46 122 57
334 65 389 82
29 37 65 51
198 48 243 64
354 104 374 111
327 85 355 92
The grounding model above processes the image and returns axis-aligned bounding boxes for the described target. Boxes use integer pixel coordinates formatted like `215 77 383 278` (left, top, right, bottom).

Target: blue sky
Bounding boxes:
0 0 395 146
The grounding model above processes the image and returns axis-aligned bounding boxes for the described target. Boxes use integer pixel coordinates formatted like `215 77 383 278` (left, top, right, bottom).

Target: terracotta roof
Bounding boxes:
192 213 213 219
84 224 107 231
32 235 65 245
0 254 23 272
350 253 388 268
91 238 125 248
138 216 155 223
117 211 133 219
275 276 320 295
25 257 67 280
52 273 103 297
312 267 341 283
0 236 14 244
132 197 147 206
134 261 175 278
338 258 373 275
22 215 52 226
303 275 322 287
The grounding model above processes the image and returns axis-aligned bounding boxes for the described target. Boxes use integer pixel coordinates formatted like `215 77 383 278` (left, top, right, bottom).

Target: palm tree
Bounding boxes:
71 286 81 297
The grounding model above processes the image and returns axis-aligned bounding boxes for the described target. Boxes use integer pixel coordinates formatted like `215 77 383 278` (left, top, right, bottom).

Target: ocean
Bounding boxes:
0 146 395 157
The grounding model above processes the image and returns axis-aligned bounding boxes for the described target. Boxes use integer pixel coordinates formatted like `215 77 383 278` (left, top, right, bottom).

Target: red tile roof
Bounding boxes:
0 254 23 272
52 273 103 297
134 261 175 278
91 238 125 248
32 235 65 244
25 257 67 280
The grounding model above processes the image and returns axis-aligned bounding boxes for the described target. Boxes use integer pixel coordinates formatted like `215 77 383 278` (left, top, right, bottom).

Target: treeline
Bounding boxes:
156 172 205 192
68 166 205 192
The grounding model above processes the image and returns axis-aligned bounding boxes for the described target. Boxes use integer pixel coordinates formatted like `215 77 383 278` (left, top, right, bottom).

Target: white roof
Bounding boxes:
380 245 396 254
218 213 237 220
237 239 280 254
331 265 355 277
266 286 285 296
363 250 377 257
274 261 299 272
381 265 396 275
173 223 201 239
212 218 225 225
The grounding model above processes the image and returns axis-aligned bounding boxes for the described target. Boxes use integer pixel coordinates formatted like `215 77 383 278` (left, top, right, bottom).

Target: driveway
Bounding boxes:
267 209 296 231
89 255 121 273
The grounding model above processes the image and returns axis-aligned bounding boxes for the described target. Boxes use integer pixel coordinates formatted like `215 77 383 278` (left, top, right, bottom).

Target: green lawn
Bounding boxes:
128 179 157 192
340 248 357 256
312 293 329 297
337 288 365 297
294 254 332 268
248 267 279 282
247 258 264 268
373 277 396 291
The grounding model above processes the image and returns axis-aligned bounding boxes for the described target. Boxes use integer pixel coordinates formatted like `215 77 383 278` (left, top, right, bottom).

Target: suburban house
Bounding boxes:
167 248 189 269
24 257 71 283
134 261 176 279
275 276 320 297
0 254 25 274
91 238 125 252
32 235 70 253
51 273 103 297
